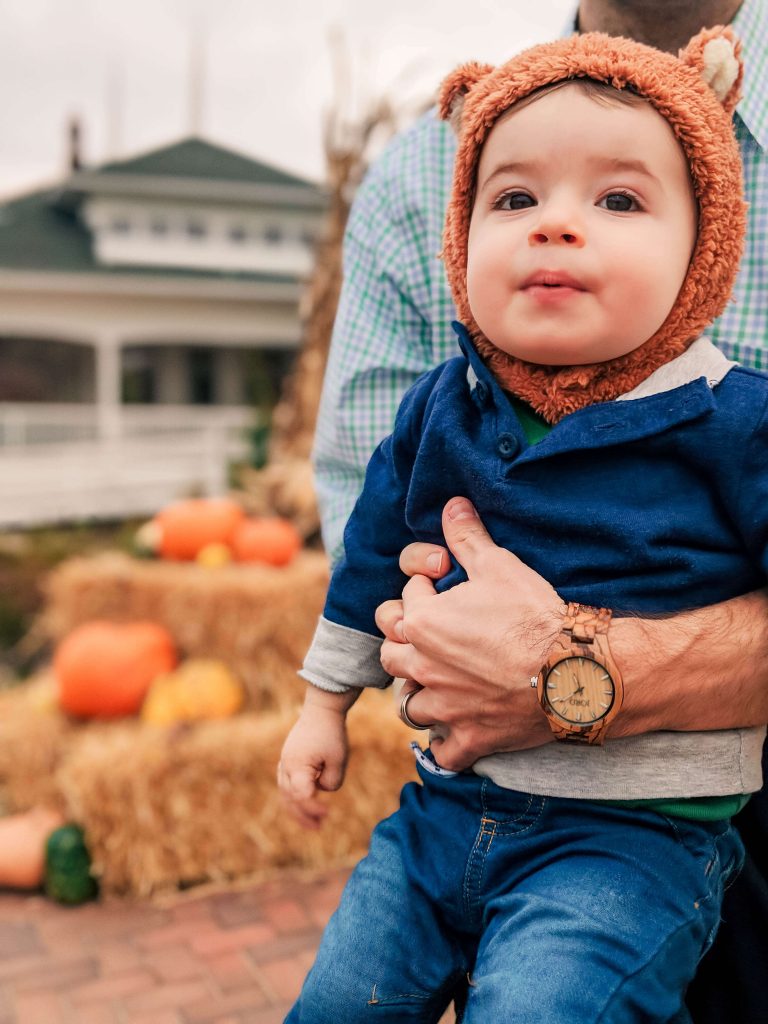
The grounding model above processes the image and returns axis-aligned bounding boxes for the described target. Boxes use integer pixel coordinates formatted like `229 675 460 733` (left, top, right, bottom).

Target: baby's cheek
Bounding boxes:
466 265 502 332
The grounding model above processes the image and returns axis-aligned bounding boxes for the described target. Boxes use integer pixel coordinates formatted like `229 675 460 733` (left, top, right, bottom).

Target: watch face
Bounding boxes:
542 656 615 726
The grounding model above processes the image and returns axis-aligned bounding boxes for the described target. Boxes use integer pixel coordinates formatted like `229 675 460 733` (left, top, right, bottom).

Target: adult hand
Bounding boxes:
376 497 564 770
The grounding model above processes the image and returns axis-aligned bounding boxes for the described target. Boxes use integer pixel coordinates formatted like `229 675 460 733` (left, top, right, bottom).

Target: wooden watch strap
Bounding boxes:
562 602 612 644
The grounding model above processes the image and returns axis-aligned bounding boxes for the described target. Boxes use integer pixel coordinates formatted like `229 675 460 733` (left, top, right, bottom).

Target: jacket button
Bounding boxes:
497 433 518 459
475 381 488 403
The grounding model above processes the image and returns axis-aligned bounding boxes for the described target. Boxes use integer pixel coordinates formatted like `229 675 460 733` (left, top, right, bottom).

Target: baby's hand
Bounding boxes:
277 687 358 829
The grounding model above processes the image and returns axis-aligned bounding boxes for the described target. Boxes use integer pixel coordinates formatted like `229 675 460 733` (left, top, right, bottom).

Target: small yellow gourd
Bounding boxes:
141 659 244 725
196 542 233 568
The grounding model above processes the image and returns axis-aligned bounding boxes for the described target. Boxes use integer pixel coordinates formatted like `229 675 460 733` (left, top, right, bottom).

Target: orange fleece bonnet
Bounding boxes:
439 28 746 422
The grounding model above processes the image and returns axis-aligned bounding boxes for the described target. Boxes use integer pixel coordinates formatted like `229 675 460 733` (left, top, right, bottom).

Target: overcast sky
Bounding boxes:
0 0 574 198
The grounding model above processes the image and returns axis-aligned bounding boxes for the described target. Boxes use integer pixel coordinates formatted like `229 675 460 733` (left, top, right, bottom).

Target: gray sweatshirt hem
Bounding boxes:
470 725 765 800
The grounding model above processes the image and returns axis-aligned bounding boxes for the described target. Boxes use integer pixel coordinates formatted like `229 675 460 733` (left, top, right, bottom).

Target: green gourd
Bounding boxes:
44 825 98 905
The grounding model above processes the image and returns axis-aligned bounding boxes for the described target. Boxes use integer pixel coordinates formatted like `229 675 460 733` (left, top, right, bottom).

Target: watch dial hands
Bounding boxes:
552 684 585 703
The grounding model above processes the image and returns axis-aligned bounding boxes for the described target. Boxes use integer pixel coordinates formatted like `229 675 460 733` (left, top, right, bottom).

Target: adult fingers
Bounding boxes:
441 497 504 580
375 598 405 641
380 636 416 679
397 683 435 731
399 542 449 579
429 732 476 772
401 571 439 604
377 578 437 646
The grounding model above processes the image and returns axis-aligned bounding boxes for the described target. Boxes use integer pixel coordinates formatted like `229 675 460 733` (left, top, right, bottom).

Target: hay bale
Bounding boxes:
57 693 417 898
40 551 330 711
0 675 127 814
0 677 70 812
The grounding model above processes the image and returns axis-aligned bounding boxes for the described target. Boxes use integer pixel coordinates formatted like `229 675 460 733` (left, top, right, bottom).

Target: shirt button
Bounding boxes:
497 433 518 459
475 381 488 403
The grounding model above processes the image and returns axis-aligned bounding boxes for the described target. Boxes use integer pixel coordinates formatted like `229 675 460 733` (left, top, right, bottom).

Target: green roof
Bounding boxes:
0 136 321 281
0 189 297 283
0 190 94 274
98 137 317 190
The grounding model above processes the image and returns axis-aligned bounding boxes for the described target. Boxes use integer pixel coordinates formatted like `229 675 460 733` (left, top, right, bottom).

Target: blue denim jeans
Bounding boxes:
286 753 744 1024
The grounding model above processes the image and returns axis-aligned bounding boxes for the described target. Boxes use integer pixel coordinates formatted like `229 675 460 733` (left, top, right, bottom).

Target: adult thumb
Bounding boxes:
441 497 498 578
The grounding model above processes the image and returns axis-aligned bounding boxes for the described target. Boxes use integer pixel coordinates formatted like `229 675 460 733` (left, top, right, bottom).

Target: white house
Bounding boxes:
0 136 326 526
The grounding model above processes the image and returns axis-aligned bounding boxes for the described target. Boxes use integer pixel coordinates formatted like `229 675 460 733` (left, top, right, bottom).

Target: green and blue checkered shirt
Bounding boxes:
314 0 768 562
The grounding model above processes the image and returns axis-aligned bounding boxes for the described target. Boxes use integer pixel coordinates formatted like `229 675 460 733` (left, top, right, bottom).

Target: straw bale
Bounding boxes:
0 676 69 812
41 551 330 711
57 692 417 898
0 675 125 814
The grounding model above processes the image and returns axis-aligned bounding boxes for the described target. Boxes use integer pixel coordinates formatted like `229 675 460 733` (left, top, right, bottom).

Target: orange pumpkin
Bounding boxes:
0 807 64 890
155 498 245 561
55 621 177 718
231 517 301 566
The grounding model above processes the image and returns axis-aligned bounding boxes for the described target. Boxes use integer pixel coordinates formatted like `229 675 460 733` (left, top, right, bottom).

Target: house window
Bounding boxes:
187 220 206 239
188 348 214 405
264 225 282 245
151 219 169 236
122 349 156 404
112 218 131 234
229 225 248 244
301 227 317 248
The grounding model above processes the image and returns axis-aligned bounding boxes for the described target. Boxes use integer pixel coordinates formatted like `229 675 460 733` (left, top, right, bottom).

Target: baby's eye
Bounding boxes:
495 191 536 211
599 192 640 212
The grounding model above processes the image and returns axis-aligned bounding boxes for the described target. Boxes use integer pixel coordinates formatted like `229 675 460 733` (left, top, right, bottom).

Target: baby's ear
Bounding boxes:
438 62 494 135
678 26 742 116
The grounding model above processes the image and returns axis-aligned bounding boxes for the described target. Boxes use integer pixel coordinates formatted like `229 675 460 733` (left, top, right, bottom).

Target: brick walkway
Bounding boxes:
0 867 458 1024
0 869 353 1024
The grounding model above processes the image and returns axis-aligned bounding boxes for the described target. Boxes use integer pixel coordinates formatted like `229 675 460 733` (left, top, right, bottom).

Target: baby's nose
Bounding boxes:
528 205 585 247
528 227 585 246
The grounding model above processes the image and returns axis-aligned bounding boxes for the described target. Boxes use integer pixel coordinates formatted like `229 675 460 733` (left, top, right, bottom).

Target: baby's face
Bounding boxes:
467 85 697 366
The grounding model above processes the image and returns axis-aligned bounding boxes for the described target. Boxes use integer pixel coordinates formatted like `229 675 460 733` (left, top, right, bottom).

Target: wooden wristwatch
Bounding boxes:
535 602 624 745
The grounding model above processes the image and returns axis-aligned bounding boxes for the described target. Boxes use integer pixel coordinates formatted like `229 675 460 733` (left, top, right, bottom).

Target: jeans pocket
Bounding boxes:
365 988 432 1011
367 971 463 1020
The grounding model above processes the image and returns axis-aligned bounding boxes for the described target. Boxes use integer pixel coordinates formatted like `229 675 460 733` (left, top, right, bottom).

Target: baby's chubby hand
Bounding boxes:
277 686 359 829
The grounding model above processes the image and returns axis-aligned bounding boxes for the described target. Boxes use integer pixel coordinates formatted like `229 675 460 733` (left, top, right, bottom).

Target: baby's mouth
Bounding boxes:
522 270 587 291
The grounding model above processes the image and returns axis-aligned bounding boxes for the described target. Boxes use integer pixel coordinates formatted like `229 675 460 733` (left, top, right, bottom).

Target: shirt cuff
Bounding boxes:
298 616 393 693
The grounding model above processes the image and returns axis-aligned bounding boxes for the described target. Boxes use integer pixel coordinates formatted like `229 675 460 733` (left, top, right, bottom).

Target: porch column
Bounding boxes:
94 334 122 439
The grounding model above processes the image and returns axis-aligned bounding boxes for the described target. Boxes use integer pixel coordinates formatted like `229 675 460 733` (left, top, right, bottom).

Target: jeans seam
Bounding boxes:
660 818 738 903
367 991 430 1002
462 780 492 927
594 891 717 1023
479 788 536 828
492 795 548 837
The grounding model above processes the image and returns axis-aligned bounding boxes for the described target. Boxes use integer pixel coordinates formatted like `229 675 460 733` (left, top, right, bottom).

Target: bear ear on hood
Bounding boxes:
438 61 495 135
678 25 743 116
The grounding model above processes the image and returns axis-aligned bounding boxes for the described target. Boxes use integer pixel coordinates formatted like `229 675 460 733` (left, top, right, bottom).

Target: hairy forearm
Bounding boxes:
610 589 768 738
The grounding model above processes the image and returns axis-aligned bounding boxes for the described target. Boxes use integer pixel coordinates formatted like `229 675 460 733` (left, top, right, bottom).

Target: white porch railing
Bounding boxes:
0 403 258 446
0 403 262 528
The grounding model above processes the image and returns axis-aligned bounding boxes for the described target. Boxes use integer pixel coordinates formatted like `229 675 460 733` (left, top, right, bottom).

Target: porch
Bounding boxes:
0 403 262 528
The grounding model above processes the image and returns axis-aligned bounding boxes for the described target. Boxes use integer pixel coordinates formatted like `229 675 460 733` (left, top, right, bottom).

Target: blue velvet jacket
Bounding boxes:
302 325 768 800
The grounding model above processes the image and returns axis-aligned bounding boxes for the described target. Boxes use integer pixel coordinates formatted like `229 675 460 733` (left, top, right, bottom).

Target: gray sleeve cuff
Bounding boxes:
298 616 393 693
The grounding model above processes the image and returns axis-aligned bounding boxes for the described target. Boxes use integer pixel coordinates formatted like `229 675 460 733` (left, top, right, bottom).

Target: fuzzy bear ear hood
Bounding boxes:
439 28 746 423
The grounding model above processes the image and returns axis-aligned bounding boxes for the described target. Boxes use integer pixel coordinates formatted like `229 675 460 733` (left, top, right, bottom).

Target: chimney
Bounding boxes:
68 117 82 172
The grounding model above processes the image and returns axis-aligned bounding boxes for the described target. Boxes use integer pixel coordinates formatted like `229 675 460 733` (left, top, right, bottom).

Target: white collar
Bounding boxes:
617 337 736 401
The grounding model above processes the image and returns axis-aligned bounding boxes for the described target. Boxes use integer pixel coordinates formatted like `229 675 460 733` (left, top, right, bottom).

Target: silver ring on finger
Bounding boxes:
399 687 430 731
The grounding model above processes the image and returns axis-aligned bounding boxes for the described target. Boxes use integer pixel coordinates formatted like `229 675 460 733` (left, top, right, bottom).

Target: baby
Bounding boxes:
279 28 762 1023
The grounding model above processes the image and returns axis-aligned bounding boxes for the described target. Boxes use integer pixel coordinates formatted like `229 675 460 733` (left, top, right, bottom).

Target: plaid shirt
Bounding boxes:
314 0 768 561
